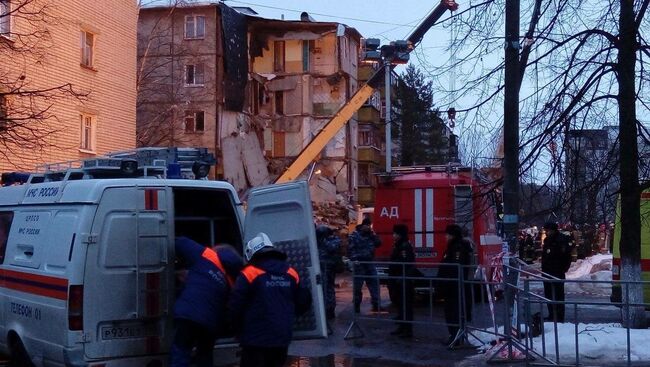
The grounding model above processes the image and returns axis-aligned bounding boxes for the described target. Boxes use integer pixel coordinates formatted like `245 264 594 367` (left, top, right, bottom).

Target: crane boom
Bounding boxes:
275 0 458 184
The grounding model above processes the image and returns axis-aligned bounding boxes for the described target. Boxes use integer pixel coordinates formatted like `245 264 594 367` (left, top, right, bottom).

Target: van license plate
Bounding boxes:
101 324 157 340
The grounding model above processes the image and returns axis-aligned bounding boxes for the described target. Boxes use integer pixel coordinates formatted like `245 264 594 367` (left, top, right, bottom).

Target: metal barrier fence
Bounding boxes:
344 258 650 366
343 260 503 348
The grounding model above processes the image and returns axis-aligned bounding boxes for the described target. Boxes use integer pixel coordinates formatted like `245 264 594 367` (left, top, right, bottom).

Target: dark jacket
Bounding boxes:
318 234 342 267
541 232 572 277
174 237 242 334
436 237 473 295
228 257 312 347
348 225 381 261
388 239 416 278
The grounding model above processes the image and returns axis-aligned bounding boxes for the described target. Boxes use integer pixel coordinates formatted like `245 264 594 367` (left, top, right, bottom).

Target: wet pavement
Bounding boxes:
288 275 479 367
286 355 443 367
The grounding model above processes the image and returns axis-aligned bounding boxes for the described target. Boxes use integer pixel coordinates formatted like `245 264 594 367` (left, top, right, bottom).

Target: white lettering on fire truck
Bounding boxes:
380 206 399 219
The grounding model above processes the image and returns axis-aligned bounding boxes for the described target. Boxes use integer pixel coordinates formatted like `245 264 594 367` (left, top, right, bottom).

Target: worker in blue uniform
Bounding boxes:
348 218 382 313
171 237 244 367
229 233 312 367
316 225 341 319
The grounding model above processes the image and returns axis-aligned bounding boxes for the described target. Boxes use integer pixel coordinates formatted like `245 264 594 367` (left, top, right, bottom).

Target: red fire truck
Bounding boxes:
372 164 503 276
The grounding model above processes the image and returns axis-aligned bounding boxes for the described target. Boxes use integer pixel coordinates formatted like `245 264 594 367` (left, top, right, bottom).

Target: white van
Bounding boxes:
0 161 325 366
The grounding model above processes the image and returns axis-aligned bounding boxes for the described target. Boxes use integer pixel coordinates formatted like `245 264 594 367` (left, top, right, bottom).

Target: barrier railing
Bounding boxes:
343 257 650 366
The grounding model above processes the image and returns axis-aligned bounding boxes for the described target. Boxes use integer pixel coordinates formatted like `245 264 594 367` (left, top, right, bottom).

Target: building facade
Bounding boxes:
565 127 650 224
0 0 138 173
356 63 384 206
137 3 223 176
137 4 362 202
236 15 362 202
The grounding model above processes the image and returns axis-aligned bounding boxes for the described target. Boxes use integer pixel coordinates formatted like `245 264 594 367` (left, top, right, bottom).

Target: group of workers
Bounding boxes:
171 217 490 366
317 218 475 346
172 233 311 367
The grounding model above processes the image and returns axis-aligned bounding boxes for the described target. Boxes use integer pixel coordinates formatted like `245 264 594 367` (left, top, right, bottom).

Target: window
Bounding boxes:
302 40 314 72
185 15 205 39
80 30 95 68
79 114 96 152
0 0 11 36
185 111 205 133
274 91 284 115
0 211 13 264
358 164 372 186
185 64 204 86
273 41 285 72
359 129 375 147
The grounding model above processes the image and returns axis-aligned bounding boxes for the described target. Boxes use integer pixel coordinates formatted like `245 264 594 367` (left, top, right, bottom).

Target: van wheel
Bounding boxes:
8 335 34 367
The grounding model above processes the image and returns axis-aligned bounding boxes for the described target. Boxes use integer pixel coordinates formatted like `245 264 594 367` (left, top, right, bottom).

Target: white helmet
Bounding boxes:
244 232 274 262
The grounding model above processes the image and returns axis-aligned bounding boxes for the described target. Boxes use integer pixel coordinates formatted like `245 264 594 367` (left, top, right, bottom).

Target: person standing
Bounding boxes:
437 224 473 347
229 233 311 367
541 222 572 322
388 224 415 338
171 237 244 367
316 225 341 319
348 218 382 313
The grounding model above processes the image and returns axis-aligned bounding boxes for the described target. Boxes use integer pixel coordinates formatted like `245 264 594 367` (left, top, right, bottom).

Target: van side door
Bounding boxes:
244 181 327 339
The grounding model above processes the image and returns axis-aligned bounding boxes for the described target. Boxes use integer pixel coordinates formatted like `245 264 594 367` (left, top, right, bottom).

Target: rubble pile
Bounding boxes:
312 201 352 234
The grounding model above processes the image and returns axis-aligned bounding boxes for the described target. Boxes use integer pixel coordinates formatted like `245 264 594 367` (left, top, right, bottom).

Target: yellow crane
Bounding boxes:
275 0 459 183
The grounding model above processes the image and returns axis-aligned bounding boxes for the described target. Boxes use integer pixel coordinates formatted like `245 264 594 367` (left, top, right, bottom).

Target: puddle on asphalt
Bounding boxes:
286 355 439 367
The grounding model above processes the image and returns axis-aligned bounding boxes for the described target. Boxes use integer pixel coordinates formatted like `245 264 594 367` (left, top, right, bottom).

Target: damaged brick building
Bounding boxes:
137 3 362 204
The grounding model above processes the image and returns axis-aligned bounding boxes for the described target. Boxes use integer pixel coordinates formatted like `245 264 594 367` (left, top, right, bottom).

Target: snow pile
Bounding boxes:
470 323 650 363
565 254 613 296
566 254 613 280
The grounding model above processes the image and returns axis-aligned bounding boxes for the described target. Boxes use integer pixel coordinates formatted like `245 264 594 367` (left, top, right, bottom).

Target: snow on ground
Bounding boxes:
470 322 650 363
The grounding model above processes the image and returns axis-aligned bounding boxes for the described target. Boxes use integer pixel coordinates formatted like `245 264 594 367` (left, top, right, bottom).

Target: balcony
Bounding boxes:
358 106 380 123
358 187 376 206
358 146 381 163
358 66 376 81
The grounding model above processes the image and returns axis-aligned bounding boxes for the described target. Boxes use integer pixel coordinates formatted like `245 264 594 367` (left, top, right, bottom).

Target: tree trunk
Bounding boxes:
617 0 645 329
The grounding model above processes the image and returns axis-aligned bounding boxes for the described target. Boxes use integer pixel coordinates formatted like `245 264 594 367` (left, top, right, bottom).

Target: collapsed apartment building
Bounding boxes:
137 4 362 204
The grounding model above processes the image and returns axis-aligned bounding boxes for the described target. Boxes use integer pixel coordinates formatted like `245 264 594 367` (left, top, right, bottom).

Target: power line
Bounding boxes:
227 0 417 27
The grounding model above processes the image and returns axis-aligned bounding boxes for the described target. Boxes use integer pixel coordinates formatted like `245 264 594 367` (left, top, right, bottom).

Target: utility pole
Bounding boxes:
503 0 520 248
385 61 392 173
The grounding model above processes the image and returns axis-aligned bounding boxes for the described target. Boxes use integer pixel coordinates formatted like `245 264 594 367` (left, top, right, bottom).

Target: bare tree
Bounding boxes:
417 0 650 326
136 0 216 148
0 0 87 166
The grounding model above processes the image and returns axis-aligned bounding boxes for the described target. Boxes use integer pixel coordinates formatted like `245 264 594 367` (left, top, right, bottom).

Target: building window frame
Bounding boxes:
185 63 205 86
0 0 12 37
184 15 205 40
80 30 95 69
184 110 205 133
273 40 285 72
79 113 96 153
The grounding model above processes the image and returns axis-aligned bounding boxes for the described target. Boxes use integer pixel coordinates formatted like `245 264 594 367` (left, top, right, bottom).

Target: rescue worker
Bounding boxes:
541 222 572 323
171 237 244 367
348 217 382 313
229 233 311 367
316 225 341 319
388 224 415 338
437 224 473 347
